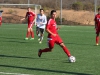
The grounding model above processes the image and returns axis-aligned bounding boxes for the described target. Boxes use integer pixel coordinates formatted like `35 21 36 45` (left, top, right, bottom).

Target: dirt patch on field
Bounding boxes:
1 8 95 25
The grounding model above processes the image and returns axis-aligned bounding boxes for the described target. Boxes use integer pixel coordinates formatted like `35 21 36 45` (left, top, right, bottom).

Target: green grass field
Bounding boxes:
0 24 100 75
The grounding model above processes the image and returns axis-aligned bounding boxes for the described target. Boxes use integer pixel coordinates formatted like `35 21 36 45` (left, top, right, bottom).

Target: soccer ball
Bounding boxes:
68 56 76 63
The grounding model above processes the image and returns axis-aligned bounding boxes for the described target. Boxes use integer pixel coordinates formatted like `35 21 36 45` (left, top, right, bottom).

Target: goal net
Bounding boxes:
0 4 41 24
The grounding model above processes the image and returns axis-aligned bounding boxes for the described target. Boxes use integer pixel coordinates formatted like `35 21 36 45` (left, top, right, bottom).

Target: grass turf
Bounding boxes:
0 24 100 75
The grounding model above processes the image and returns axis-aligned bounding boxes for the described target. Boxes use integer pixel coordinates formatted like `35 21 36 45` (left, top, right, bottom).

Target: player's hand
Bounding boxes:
52 34 56 37
20 18 25 21
95 28 98 31
57 26 61 30
20 19 23 21
40 22 43 25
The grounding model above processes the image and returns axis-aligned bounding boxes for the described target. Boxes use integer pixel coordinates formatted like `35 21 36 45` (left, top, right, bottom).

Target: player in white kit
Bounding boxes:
36 9 47 43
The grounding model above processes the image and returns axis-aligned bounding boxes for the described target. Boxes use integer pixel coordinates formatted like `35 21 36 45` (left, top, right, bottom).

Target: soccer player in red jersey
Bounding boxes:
38 10 75 62
95 8 100 46
21 7 36 40
0 10 3 26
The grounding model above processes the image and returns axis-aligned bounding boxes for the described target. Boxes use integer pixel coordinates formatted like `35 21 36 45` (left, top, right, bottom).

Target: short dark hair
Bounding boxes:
0 10 3 12
50 10 56 15
98 8 100 11
27 7 30 9
40 9 44 11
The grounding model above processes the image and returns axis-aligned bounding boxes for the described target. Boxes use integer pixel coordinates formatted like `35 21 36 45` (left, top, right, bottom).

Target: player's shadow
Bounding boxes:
4 40 28 43
0 54 34 59
0 64 92 75
0 36 20 40
0 36 29 43
0 54 59 60
65 43 94 46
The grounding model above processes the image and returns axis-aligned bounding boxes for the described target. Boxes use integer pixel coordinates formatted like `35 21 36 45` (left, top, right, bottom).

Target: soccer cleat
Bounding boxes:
96 43 99 46
38 49 42 57
30 38 34 40
25 38 28 40
38 38 40 41
39 41 42 44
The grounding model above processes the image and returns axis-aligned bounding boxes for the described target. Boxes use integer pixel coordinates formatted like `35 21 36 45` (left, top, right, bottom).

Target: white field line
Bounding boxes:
0 72 32 75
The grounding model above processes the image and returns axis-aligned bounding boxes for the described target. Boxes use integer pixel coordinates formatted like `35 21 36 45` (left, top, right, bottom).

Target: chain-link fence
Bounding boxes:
0 0 100 25
0 3 41 24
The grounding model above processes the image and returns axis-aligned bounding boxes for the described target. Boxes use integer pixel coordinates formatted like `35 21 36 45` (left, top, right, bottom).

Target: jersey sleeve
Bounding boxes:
94 15 97 21
36 14 39 23
94 15 98 24
46 19 52 29
36 14 40 25
94 15 98 28
42 16 47 25
32 12 36 16
25 12 28 18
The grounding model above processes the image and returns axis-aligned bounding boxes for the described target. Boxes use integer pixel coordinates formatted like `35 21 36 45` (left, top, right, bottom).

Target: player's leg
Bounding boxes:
59 43 71 57
39 28 45 44
36 27 40 36
25 22 31 40
0 17 2 26
96 34 99 45
29 22 34 40
25 28 31 40
38 39 55 57
57 37 76 62
96 29 99 45
56 35 71 57
36 27 40 41
30 28 34 40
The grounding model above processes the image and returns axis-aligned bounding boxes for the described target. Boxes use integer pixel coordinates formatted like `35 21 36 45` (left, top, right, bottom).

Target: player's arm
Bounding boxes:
36 15 38 25
46 29 56 37
94 16 97 29
95 21 97 29
32 12 37 24
21 12 27 21
21 17 25 20
33 15 36 23
57 26 61 30
41 16 47 25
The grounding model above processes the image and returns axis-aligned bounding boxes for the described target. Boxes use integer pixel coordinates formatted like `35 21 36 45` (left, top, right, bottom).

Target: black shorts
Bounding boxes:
39 28 45 34
36 27 40 32
36 27 45 34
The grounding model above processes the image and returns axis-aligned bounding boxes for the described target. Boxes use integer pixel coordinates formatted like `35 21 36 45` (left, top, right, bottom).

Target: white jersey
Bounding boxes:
36 14 47 29
0 10 3 17
0 12 2 17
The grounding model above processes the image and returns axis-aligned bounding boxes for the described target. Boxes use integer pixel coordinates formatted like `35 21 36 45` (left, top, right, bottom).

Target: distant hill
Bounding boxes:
2 7 94 25
0 0 100 9
0 0 98 25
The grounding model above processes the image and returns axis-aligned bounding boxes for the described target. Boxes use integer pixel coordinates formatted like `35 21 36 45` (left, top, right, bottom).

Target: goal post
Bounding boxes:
94 0 97 15
0 4 41 25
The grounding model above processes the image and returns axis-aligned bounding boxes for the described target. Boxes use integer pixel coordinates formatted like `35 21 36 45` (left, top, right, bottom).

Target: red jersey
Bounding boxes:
46 18 58 38
26 11 35 21
95 14 100 28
